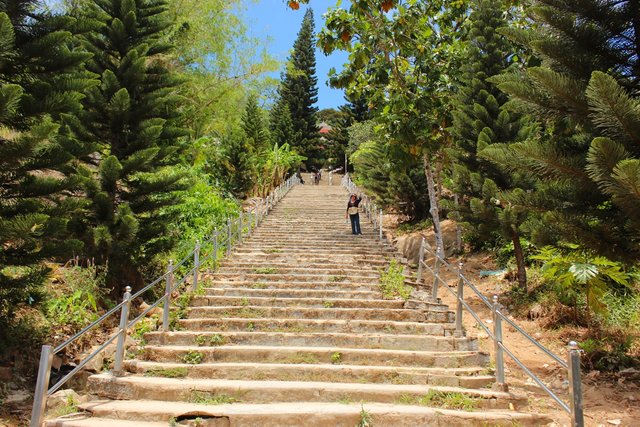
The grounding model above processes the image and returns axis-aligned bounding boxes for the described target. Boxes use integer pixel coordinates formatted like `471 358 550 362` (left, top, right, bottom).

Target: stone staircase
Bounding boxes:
47 181 550 426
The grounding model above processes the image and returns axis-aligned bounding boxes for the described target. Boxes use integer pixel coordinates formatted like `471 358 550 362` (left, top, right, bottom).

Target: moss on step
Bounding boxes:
143 367 188 378
397 390 480 411
187 391 240 405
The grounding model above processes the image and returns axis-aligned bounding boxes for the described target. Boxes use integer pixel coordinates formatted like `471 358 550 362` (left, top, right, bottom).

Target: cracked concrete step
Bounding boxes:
186 306 454 323
206 273 381 284
138 345 489 368
87 375 526 409
60 400 552 427
176 317 457 335
190 296 402 308
200 280 381 292
218 259 391 268
143 331 479 351
213 266 382 276
191 289 383 300
125 360 493 388
189 296 445 310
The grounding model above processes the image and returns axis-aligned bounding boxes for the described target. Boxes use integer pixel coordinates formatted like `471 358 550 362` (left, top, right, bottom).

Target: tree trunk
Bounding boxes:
423 153 445 258
454 193 462 254
510 228 527 292
435 158 443 200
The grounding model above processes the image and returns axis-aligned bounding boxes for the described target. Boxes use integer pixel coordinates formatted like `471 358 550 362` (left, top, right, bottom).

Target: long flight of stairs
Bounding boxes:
47 179 550 426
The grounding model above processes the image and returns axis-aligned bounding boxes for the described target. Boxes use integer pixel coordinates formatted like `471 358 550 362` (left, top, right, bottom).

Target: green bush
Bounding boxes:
46 266 111 329
379 260 412 300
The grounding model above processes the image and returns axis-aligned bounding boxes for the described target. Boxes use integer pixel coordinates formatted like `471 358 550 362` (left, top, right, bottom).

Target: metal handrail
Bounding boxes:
30 174 300 427
343 171 583 425
417 239 583 426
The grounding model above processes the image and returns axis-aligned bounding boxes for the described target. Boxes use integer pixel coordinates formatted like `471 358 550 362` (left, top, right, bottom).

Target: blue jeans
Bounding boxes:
349 214 361 234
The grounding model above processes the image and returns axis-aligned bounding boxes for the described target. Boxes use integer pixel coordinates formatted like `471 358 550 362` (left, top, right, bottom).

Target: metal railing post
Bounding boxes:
212 229 218 269
192 241 200 292
379 209 383 239
226 218 232 256
417 238 425 283
162 260 174 332
455 262 464 337
493 295 507 390
113 286 132 375
248 211 253 236
238 211 243 243
431 246 441 302
30 345 53 427
568 341 584 427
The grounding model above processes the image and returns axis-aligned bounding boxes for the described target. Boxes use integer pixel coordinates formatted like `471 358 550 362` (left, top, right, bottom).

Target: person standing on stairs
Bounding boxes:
346 193 362 235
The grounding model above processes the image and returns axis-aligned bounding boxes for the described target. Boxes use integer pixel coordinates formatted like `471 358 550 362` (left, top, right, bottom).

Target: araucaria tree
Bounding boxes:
449 0 535 290
0 2 91 328
278 8 320 167
488 0 640 262
71 0 188 293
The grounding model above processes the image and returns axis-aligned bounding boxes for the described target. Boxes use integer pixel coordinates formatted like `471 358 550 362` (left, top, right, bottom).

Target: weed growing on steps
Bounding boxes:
328 275 347 282
49 394 79 418
357 405 373 427
144 367 188 378
246 321 255 332
336 395 355 404
283 353 319 364
379 260 412 300
188 391 239 405
323 300 335 308
182 350 204 364
239 297 250 306
195 334 225 346
397 390 479 411
254 267 278 274
330 351 342 364
252 282 268 289
264 248 283 253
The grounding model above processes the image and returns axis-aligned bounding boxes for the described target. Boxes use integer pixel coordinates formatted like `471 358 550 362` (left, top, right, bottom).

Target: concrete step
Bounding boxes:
200 280 381 292
144 331 479 351
138 345 489 368
195 306 449 324
218 260 387 270
125 360 493 388
213 266 382 277
87 375 526 409
186 306 454 323
176 317 456 335
71 400 551 427
192 288 383 300
190 296 404 308
206 272 381 284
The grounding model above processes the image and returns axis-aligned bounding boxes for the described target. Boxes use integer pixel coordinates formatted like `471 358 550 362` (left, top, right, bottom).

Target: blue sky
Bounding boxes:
244 0 349 110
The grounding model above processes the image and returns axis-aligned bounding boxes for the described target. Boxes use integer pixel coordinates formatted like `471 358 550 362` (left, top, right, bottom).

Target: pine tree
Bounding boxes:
69 0 189 293
488 0 640 262
220 128 255 198
449 0 535 289
0 3 90 331
242 93 269 154
270 98 296 148
279 8 319 167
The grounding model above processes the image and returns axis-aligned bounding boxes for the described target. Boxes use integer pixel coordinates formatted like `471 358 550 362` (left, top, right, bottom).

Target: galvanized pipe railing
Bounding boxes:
416 238 584 426
30 174 300 427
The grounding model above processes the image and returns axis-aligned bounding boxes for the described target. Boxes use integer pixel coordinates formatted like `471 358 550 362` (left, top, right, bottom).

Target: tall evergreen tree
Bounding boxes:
279 8 319 167
69 0 189 293
270 98 296 148
486 0 640 262
449 0 535 289
242 93 269 154
328 95 371 170
0 2 91 334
